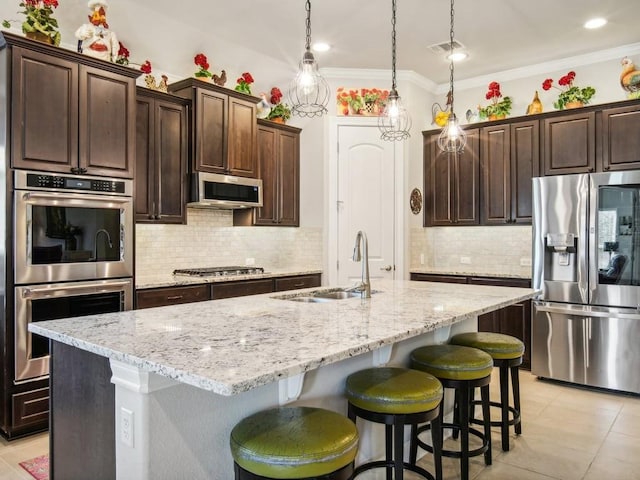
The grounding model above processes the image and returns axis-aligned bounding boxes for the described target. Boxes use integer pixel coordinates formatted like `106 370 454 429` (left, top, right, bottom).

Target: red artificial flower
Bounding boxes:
140 60 152 74
241 72 254 84
117 42 130 59
542 79 553 90
194 54 209 70
270 87 283 105
484 81 502 101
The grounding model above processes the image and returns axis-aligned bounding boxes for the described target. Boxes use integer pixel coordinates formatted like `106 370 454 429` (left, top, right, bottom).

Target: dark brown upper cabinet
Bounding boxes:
542 110 596 175
480 120 539 225
599 103 640 172
135 88 189 224
234 120 301 227
424 128 480 227
7 34 139 178
168 78 259 178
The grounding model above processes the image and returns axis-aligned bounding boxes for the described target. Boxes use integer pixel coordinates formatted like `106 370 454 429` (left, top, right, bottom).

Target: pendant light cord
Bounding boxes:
305 0 312 52
391 0 397 91
448 0 455 113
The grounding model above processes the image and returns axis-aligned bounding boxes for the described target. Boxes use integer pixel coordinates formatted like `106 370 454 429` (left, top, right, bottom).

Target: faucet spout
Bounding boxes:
352 230 371 298
94 229 113 260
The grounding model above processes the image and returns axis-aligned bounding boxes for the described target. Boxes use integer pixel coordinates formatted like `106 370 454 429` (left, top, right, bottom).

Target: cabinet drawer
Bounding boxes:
136 285 209 309
468 277 531 288
12 388 49 430
211 279 274 300
410 273 468 284
274 274 321 292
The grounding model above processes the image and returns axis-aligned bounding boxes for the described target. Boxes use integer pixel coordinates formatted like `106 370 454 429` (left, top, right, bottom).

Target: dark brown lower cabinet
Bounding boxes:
136 273 322 309
410 273 532 369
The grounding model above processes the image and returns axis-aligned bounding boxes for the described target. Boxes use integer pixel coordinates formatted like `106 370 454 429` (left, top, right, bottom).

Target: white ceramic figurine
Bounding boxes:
75 0 119 63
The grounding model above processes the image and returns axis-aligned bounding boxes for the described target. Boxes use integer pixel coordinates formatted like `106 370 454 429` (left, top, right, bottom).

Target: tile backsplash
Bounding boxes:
135 208 323 277
410 226 532 277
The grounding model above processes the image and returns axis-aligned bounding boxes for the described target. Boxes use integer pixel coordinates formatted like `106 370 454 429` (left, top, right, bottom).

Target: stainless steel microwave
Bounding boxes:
189 172 263 209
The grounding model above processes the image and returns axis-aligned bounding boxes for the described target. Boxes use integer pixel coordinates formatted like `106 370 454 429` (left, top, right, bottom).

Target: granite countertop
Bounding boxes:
410 268 532 280
135 269 323 289
30 280 537 396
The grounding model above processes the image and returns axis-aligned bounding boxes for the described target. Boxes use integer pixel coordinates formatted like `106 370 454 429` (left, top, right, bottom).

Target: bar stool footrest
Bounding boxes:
470 400 521 429
414 422 490 460
354 460 436 480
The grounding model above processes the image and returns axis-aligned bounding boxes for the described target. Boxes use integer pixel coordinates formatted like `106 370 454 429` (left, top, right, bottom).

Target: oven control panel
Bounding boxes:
15 171 131 196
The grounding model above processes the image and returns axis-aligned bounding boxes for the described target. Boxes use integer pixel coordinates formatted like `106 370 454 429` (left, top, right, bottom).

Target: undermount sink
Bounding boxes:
273 287 373 303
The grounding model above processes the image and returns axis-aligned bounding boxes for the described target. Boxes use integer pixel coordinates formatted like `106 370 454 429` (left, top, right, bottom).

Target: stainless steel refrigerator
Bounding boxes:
532 171 640 394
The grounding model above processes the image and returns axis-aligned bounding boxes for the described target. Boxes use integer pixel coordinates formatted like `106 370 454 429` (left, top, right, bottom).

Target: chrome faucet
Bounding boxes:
352 230 371 298
94 229 113 260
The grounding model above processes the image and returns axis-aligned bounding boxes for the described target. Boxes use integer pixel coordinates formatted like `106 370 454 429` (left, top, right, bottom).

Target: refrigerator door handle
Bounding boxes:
535 303 640 320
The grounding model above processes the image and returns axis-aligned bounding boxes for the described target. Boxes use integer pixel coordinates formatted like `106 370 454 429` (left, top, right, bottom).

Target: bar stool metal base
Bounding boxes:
234 462 354 480
470 356 522 451
348 402 442 480
411 375 492 480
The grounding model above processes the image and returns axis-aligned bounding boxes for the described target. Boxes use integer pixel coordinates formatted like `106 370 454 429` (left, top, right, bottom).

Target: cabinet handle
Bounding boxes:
293 283 305 287
588 167 595 172
603 165 610 171
166 295 184 300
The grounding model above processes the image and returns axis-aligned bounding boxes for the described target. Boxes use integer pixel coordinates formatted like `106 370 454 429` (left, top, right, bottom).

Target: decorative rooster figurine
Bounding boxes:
431 90 452 127
620 57 640 99
526 91 543 115
212 69 227 87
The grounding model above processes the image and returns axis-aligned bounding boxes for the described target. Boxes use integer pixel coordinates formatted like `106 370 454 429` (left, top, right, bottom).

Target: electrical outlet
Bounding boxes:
520 257 532 267
121 407 134 447
245 257 255 266
420 253 425 265
460 256 471 264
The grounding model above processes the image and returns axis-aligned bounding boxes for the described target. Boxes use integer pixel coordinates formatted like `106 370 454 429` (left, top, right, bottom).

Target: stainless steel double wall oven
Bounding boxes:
5 170 133 436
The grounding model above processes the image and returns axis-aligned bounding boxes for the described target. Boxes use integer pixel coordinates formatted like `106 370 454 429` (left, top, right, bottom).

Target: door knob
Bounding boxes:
380 265 393 271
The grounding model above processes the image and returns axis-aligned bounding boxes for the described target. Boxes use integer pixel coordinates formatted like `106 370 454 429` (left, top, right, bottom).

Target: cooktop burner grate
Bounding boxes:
173 266 265 277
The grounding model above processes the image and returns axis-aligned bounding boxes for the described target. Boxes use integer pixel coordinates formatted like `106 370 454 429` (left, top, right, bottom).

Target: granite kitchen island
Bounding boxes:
31 279 537 480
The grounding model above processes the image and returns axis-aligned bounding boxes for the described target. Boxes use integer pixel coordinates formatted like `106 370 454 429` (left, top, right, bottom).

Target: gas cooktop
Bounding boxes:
172 266 265 277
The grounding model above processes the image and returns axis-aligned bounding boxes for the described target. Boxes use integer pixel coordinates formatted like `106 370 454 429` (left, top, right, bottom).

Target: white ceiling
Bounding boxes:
2 0 639 85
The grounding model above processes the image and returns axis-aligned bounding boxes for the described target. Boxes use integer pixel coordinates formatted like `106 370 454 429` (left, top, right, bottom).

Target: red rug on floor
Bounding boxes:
19 454 49 480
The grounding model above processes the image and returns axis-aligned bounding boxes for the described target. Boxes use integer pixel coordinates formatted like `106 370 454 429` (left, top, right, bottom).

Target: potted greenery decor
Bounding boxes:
3 0 61 46
542 71 595 110
478 81 512 120
266 87 291 123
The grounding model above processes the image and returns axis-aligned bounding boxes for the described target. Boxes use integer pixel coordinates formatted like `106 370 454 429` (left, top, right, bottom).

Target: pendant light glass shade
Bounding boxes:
378 0 411 141
438 0 467 153
289 0 329 117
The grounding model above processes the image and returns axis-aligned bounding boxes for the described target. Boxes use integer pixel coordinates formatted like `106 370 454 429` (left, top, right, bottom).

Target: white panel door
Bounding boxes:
337 125 396 285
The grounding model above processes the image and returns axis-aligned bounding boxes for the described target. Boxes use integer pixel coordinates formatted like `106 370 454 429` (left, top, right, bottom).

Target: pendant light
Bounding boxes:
289 0 330 117
378 0 411 141
437 0 467 153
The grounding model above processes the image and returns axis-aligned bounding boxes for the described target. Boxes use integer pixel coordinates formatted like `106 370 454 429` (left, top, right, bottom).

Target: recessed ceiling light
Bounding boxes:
312 42 331 52
584 17 607 29
447 51 468 62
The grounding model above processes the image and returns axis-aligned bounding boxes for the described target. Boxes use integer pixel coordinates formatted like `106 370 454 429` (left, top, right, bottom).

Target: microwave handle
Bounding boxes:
21 280 132 299
26 218 32 263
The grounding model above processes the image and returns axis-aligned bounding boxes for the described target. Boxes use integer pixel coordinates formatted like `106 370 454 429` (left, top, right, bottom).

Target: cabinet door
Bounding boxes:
481 124 511 225
136 285 209 309
78 65 135 178
227 97 258 177
510 120 539 224
424 133 454 226
135 96 155 221
455 129 480 225
543 112 595 175
11 46 79 173
155 99 188 223
600 104 640 172
195 89 226 173
253 125 279 225
211 279 274 300
277 129 300 226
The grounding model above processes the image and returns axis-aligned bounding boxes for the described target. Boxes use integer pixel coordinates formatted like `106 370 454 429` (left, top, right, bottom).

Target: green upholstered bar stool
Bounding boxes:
230 406 359 480
345 367 444 480
410 344 493 480
450 332 525 451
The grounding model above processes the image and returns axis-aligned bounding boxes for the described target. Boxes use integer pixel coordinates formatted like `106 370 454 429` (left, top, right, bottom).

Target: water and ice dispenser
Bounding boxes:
544 233 578 282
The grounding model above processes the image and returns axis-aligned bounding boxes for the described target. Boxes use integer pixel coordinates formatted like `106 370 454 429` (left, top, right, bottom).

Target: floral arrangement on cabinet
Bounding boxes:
235 72 254 95
266 87 291 123
477 81 512 120
336 87 389 116
193 53 226 86
3 0 61 46
542 71 595 109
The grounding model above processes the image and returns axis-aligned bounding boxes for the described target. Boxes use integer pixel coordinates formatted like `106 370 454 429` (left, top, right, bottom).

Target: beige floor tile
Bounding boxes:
530 402 617 433
518 420 606 454
611 412 640 438
583 453 640 480
494 433 595 480
475 461 560 480
597 431 640 465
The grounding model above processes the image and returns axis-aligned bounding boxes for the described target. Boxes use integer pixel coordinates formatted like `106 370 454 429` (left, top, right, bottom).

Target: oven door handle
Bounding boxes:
22 191 131 204
21 280 132 299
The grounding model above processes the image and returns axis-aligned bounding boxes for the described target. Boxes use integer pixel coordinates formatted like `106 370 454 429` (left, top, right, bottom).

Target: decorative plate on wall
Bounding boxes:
410 188 422 215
